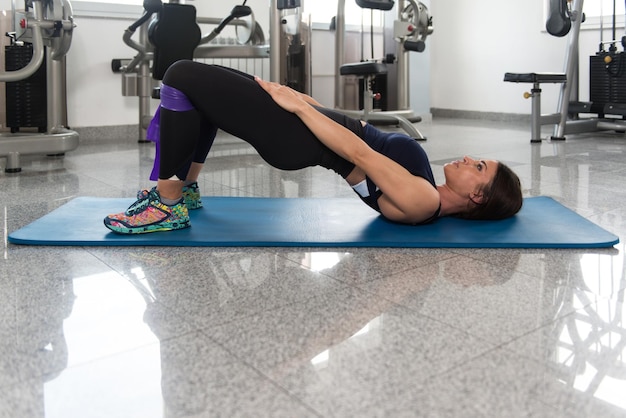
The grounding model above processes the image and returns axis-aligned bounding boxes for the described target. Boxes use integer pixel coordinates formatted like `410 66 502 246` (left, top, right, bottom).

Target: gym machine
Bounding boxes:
0 0 78 173
505 0 626 142
269 0 311 95
114 0 270 141
334 0 432 140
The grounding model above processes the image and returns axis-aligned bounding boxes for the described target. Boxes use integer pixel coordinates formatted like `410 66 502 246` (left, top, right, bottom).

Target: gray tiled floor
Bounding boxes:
1 118 626 417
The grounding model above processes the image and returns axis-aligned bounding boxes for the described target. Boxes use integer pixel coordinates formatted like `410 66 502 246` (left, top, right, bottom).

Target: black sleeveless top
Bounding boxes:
357 123 440 223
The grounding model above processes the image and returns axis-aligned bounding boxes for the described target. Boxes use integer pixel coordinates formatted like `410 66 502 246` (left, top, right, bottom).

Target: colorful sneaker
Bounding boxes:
182 182 203 209
104 188 190 234
124 187 155 216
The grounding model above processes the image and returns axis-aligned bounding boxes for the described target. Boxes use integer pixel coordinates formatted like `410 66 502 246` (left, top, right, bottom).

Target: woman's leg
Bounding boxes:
159 60 354 177
185 162 204 182
104 61 357 234
156 84 219 201
172 119 218 181
168 67 251 185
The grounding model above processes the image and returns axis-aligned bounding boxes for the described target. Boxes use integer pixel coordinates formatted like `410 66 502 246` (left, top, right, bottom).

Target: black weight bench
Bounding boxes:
504 72 566 142
340 61 388 77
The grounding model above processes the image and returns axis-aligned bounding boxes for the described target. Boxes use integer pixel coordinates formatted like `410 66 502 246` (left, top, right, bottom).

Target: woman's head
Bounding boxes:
456 161 523 220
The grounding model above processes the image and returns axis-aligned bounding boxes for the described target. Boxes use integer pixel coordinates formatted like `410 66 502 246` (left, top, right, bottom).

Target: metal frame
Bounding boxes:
334 0 430 140
513 0 626 142
119 1 273 141
0 0 79 173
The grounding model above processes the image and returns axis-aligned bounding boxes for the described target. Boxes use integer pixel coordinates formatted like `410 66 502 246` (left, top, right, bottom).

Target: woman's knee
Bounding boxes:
162 60 198 85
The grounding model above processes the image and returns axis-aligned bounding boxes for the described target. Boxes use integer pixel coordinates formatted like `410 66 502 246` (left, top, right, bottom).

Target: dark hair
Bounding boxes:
457 162 523 220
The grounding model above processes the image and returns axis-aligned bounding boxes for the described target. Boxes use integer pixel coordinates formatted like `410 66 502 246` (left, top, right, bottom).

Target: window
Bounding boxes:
582 0 626 32
544 0 626 30
303 0 385 28
584 0 625 20
72 0 386 27
76 0 142 4
544 0 625 29
72 1 144 19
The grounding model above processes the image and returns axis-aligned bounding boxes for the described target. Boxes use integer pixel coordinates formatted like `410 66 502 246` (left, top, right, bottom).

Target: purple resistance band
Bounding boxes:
146 85 196 180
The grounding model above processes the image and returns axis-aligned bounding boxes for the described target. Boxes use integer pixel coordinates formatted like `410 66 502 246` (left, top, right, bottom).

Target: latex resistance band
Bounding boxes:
146 85 196 180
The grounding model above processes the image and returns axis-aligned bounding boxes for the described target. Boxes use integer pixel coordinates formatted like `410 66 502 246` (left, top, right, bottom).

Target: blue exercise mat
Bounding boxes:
7 196 619 248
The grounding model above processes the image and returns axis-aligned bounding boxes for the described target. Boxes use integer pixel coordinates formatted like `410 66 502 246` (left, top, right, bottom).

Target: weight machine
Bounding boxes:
269 0 311 95
335 0 432 140
505 0 626 142
114 0 269 141
0 0 78 173
116 0 310 142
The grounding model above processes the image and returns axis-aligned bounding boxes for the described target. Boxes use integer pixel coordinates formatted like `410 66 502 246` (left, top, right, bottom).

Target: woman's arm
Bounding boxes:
255 78 440 224
297 91 323 107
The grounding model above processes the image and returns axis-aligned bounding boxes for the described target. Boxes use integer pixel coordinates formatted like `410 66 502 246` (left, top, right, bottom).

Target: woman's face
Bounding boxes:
443 156 499 201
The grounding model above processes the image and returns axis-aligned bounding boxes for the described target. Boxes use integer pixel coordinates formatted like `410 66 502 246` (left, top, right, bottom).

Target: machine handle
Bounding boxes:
199 4 254 45
213 5 252 35
404 40 425 52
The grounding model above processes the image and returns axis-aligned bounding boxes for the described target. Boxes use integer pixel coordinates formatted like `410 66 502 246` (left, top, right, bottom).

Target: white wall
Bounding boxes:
64 1 272 128
1 0 618 128
22 0 432 128
66 17 141 127
429 0 615 115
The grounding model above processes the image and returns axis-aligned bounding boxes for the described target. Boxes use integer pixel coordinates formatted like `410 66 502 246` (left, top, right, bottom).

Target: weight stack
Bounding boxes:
5 43 47 133
589 52 626 116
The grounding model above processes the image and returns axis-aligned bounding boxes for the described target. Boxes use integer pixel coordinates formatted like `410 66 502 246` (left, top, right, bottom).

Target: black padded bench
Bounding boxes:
504 72 567 142
504 72 567 84
340 61 388 77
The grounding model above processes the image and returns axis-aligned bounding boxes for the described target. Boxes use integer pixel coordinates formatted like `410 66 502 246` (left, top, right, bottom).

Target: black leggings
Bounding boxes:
159 61 361 180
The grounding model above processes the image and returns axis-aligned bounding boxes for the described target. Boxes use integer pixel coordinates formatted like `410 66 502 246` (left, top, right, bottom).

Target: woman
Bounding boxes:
104 61 522 234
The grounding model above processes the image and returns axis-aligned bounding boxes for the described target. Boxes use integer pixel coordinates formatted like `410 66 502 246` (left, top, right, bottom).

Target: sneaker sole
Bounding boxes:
104 219 191 234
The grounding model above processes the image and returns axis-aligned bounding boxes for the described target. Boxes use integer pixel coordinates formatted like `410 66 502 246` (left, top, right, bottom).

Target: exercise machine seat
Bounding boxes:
340 61 388 77
355 0 395 11
503 72 567 143
504 72 566 84
149 3 201 80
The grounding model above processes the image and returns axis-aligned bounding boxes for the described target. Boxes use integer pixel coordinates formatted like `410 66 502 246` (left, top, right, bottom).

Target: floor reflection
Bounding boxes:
548 248 626 410
0 273 74 416
12 246 623 416
3 117 626 416
113 249 518 414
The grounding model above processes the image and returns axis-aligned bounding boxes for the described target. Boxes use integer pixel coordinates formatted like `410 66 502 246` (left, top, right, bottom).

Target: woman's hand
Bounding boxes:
255 76 308 114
